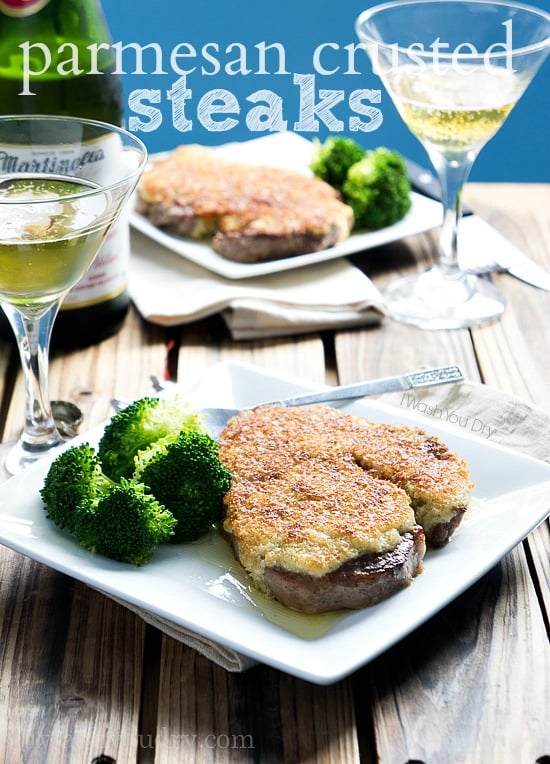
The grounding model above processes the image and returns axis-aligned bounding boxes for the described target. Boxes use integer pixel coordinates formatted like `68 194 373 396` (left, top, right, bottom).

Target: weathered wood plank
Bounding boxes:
0 307 169 763
0 547 146 763
466 184 550 717
528 519 550 621
152 329 362 763
343 184 550 763
334 227 482 386
152 645 360 764
333 316 480 388
3 307 169 443
466 184 550 406
176 318 328 386
359 547 549 762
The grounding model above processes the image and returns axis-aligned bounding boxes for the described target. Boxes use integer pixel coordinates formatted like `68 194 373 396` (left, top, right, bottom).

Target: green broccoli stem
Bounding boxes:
427 149 475 277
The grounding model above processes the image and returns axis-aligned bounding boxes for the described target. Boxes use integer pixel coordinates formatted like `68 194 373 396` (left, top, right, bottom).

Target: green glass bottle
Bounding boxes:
0 0 130 348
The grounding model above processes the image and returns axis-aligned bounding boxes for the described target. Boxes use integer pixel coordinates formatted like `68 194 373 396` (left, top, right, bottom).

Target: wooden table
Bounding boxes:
0 184 548 763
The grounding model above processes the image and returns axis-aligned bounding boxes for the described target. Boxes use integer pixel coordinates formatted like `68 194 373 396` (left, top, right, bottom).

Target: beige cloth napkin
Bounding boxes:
129 229 387 340
381 380 550 464
104 593 257 671
107 378 549 672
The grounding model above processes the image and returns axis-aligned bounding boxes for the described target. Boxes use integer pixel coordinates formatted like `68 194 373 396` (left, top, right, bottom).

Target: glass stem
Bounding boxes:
428 151 475 276
2 302 61 453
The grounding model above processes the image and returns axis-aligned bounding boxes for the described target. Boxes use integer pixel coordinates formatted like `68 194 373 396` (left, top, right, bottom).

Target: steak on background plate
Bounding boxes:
136 145 354 263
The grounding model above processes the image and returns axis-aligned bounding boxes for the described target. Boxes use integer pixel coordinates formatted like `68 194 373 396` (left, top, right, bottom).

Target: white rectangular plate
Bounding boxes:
1 361 549 684
129 133 443 279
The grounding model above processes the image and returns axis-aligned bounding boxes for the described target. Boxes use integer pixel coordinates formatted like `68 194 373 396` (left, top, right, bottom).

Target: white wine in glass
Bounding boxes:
0 176 107 303
356 0 550 329
387 65 522 154
0 116 147 475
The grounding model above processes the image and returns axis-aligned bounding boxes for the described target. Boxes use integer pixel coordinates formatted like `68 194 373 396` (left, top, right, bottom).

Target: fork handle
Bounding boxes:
269 365 464 407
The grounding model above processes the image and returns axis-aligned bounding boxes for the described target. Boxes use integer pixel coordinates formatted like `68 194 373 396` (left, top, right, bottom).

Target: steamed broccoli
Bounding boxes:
341 147 412 230
98 396 205 482
133 429 232 543
40 443 112 533
40 443 176 565
75 479 176 566
41 396 232 564
310 136 366 191
310 137 412 231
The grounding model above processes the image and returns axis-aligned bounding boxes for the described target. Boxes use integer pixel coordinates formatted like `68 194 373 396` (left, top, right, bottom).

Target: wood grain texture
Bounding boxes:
152 645 360 764
528 519 550 624
2 307 169 444
176 318 328 386
466 184 550 407
0 550 145 763
361 547 549 763
153 329 362 763
335 220 482 387
0 184 547 764
347 184 550 764
0 308 168 763
466 185 550 724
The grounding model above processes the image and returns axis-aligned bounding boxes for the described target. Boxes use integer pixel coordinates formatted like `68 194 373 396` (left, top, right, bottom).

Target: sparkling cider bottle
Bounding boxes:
0 0 130 348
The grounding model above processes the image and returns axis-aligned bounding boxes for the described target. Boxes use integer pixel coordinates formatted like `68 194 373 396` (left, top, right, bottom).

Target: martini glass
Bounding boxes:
356 0 550 329
0 115 147 475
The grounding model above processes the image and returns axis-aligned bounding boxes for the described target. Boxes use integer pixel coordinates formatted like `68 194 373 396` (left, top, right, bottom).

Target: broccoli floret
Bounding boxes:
341 147 412 230
41 443 176 565
134 429 231 544
42 398 231 562
310 138 412 231
98 396 205 482
75 479 176 566
310 136 366 191
40 443 111 533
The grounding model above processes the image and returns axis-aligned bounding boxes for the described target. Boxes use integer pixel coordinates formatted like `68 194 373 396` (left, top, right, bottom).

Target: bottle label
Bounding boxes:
0 131 131 309
0 0 50 17
0 131 127 184
62 213 129 309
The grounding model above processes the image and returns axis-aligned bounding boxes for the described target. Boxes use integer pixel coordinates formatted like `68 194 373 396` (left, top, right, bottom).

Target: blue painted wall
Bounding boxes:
103 0 549 182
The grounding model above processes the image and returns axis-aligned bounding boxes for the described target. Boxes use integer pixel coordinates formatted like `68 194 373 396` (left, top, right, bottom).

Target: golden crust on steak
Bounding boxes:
218 405 472 612
219 405 472 546
224 457 418 585
346 417 472 545
136 145 354 262
218 404 353 481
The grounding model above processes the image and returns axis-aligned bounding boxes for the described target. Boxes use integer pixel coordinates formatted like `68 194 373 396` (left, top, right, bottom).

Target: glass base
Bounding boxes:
2 435 63 478
384 267 506 330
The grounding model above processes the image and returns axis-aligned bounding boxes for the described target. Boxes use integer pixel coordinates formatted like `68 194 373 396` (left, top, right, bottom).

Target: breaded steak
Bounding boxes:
136 145 354 262
348 417 472 547
218 405 472 613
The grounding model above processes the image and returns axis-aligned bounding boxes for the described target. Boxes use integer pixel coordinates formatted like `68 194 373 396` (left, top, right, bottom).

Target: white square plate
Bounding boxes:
129 133 443 279
0 361 549 684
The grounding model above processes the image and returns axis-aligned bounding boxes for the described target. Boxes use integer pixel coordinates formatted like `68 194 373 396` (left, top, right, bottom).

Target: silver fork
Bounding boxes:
133 365 464 439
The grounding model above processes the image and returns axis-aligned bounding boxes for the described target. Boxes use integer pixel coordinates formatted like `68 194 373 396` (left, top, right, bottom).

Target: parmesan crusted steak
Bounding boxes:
136 145 354 262
264 528 426 613
218 405 472 613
